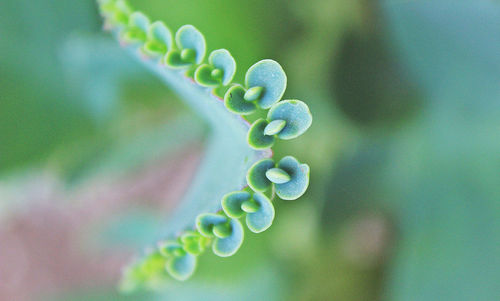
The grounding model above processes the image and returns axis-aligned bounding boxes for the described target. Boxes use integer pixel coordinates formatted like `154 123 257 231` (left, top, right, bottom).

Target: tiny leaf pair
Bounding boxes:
195 49 236 87
247 156 310 200
121 12 150 44
225 60 287 114
179 231 208 256
165 25 206 69
196 214 244 257
247 100 312 149
158 241 197 281
101 0 133 27
222 191 275 233
120 250 168 291
143 21 173 57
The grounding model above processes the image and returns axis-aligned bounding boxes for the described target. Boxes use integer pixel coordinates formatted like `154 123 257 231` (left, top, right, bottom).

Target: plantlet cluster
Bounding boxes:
97 0 312 290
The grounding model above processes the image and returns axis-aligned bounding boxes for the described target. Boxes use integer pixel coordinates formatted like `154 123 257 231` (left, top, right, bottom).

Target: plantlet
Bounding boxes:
96 0 312 291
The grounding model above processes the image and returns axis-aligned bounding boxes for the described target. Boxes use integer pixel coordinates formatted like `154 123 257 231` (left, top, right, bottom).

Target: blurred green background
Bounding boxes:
1 0 499 300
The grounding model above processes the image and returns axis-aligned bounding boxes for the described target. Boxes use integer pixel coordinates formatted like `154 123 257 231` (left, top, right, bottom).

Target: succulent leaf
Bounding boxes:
224 85 258 114
264 119 287 136
247 118 275 149
245 193 274 233
143 21 172 56
275 156 310 200
158 240 183 257
142 251 168 276
265 167 291 184
213 222 232 238
110 0 133 26
122 12 150 43
195 49 236 87
222 191 252 218
165 50 190 68
180 231 206 255
195 64 220 86
267 100 312 140
209 49 236 86
247 158 275 192
246 156 310 200
196 213 244 257
99 0 117 16
212 218 244 257
175 25 206 64
245 59 287 109
222 191 274 233
196 213 228 237
129 11 150 32
166 252 197 281
241 199 260 213
244 86 264 101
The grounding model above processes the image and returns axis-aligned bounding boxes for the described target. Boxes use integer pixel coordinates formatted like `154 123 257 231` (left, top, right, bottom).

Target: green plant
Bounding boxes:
96 0 312 291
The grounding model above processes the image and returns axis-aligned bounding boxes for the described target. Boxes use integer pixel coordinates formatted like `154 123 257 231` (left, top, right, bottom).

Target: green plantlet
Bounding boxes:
180 231 208 255
247 156 310 200
121 12 150 44
196 213 244 257
247 100 313 149
158 241 197 281
195 49 236 87
224 59 287 114
101 0 133 27
165 25 206 70
222 191 275 233
97 0 312 289
142 21 173 57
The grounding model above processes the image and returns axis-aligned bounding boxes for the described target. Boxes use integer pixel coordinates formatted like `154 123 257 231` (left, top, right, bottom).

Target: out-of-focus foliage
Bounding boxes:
0 1 98 171
380 1 500 300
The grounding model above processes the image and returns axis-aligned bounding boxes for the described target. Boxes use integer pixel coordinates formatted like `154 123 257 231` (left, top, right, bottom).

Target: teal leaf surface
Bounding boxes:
275 156 310 200
210 49 236 86
149 21 172 49
122 11 149 43
212 217 244 257
166 252 197 281
246 159 275 192
194 49 236 88
164 25 205 68
180 231 207 255
176 25 206 63
246 156 310 200
108 0 132 26
224 85 257 114
129 11 149 32
264 119 286 136
245 192 274 233
245 59 287 109
143 21 172 57
267 100 312 140
222 191 275 233
221 191 252 219
247 118 275 149
265 167 291 184
196 213 228 237
196 213 244 256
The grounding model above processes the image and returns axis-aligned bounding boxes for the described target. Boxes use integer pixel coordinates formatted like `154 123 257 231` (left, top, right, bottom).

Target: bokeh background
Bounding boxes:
1 0 499 300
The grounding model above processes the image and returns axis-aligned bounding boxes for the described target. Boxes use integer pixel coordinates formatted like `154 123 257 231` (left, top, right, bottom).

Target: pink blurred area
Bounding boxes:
0 148 201 301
